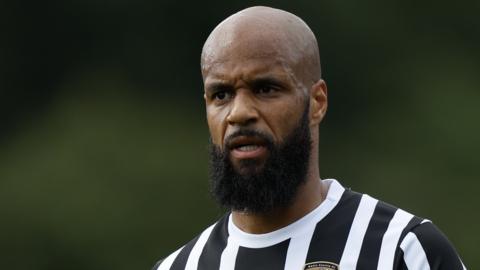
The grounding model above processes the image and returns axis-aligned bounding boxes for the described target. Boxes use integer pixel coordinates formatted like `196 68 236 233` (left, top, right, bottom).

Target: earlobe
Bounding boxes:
310 79 328 126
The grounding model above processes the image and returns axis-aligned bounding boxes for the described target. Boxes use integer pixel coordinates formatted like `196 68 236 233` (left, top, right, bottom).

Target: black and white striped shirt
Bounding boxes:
153 179 466 270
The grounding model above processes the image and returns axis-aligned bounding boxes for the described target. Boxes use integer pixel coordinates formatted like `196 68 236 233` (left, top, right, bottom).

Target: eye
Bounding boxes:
212 90 232 102
258 86 273 94
213 91 226 100
255 85 278 95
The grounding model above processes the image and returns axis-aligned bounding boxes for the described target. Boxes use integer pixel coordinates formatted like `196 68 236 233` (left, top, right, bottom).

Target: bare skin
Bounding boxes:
201 6 329 234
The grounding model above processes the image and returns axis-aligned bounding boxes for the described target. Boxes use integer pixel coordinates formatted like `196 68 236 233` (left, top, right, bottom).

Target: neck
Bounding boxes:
231 166 325 234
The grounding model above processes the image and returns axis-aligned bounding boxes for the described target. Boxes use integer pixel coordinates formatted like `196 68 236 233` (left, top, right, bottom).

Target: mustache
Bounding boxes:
224 129 274 150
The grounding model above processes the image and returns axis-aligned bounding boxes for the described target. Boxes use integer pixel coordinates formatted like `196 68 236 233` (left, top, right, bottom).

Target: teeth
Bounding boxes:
237 145 260 151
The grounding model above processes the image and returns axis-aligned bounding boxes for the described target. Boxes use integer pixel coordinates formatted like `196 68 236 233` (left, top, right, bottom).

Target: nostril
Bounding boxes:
227 115 257 126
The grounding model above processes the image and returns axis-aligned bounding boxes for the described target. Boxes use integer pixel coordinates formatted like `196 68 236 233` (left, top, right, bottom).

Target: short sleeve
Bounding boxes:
398 221 466 270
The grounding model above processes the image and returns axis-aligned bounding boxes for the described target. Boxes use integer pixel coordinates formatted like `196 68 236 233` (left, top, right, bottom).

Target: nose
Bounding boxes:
226 90 258 126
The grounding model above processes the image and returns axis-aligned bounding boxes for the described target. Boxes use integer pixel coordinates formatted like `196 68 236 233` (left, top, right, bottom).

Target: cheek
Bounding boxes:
206 108 228 146
266 98 305 139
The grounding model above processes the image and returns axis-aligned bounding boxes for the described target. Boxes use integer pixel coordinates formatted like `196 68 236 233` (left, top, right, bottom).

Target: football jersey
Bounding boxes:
153 179 466 270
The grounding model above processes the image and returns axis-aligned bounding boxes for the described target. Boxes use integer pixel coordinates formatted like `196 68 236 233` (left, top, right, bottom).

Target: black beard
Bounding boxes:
208 103 312 214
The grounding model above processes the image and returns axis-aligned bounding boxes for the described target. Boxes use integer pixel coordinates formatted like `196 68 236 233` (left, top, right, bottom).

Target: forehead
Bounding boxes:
203 55 295 87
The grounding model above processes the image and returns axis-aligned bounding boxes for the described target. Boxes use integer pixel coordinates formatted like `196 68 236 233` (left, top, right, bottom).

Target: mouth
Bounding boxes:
235 145 263 151
231 144 267 159
227 135 269 160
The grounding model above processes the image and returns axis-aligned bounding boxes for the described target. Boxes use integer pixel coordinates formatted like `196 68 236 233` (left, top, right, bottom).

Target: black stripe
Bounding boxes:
305 189 362 264
169 235 200 270
234 239 290 270
356 200 397 269
396 249 409 270
197 214 229 270
413 222 464 270
392 216 423 268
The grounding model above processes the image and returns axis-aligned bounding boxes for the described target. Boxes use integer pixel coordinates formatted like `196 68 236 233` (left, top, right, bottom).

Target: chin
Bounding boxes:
233 159 266 175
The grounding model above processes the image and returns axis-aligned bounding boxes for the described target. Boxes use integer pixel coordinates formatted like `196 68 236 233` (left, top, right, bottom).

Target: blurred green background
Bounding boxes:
1 1 478 269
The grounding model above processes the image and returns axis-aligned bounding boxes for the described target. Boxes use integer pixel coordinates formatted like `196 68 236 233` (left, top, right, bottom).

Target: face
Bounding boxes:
203 56 308 173
203 51 314 212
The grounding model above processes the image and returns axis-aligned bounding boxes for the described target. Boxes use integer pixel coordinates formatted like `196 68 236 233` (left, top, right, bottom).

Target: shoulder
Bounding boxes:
361 193 466 270
343 187 466 269
397 220 466 269
151 214 229 270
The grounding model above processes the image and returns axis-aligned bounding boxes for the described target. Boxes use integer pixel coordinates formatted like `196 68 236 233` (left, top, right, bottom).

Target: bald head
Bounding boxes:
201 6 321 89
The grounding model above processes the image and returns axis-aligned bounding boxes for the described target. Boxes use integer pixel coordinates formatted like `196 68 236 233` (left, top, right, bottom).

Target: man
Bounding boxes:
153 6 466 270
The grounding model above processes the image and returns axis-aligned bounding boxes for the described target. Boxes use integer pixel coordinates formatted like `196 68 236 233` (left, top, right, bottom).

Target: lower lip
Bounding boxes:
231 146 267 159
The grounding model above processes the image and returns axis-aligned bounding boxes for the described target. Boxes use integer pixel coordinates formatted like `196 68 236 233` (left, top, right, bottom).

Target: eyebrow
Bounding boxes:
204 81 233 94
248 76 286 89
204 74 288 94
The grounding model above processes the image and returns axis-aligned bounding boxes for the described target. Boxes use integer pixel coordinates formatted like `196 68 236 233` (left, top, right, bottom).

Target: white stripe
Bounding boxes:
283 222 317 270
400 232 431 270
185 224 216 270
339 195 378 269
219 236 239 270
157 247 182 270
283 184 346 270
421 219 431 224
377 209 414 270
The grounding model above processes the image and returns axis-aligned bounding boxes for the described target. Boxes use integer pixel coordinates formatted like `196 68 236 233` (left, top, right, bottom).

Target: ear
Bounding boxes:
309 79 328 126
